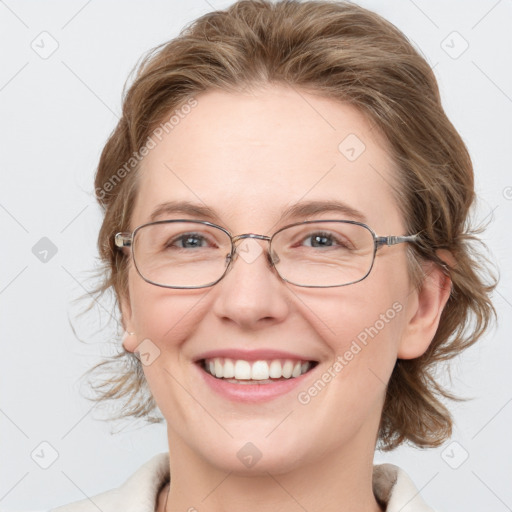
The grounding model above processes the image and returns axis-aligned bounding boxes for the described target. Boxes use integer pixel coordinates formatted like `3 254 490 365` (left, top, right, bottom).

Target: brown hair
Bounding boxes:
81 0 496 450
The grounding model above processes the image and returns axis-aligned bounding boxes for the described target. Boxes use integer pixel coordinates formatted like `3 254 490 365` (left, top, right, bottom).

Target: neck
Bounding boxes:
159 432 384 512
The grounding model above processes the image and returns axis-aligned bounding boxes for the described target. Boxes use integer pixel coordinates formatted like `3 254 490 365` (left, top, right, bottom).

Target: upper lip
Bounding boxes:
194 349 319 363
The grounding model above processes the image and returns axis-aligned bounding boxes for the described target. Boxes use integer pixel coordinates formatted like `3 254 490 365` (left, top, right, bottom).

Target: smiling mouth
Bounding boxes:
199 357 318 384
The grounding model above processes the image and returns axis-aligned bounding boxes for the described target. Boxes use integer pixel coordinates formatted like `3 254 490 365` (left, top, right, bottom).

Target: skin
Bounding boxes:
120 84 451 512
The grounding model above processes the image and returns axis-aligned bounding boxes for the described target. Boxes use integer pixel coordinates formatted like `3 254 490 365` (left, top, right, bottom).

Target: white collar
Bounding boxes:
52 452 436 512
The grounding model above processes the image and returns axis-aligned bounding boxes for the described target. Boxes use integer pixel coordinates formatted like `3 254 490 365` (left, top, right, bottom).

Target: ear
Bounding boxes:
397 260 452 359
120 293 138 353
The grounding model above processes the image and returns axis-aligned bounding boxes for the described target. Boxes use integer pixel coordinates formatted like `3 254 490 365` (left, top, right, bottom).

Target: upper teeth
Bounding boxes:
204 358 312 380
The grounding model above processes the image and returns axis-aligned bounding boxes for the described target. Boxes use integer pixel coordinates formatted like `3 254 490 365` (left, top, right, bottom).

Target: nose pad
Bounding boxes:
269 249 280 266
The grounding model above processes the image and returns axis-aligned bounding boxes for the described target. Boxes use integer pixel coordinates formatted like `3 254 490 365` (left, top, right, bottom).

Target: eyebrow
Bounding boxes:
148 199 367 225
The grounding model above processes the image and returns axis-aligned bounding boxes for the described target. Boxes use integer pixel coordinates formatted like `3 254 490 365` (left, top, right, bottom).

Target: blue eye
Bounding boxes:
167 232 213 249
301 231 351 249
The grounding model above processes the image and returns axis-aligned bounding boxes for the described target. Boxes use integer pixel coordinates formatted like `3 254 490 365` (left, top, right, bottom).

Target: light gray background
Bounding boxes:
1 1 511 510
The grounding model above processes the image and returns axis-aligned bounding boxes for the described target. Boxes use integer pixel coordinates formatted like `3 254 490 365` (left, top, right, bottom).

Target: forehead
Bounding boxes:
132 84 402 232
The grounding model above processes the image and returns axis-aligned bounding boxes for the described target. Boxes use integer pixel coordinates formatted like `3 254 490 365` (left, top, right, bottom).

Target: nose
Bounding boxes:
211 237 290 330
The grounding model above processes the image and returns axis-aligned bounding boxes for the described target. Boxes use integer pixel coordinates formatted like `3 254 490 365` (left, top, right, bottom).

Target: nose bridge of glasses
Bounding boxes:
231 233 271 244
229 233 278 266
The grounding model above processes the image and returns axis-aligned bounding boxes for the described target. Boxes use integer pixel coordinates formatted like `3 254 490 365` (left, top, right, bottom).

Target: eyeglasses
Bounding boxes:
114 219 419 289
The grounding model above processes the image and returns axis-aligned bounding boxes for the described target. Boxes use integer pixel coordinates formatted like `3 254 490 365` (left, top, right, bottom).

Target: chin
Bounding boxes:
192 431 312 476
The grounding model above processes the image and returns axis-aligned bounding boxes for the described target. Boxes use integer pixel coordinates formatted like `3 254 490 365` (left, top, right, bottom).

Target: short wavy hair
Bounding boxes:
81 0 496 451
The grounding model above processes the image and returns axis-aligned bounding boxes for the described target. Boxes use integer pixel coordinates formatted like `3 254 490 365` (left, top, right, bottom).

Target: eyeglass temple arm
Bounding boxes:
375 234 419 247
115 232 132 248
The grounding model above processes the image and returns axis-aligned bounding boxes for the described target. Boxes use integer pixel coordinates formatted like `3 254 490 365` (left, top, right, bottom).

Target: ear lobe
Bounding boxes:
397 261 452 360
120 294 138 353
122 330 139 353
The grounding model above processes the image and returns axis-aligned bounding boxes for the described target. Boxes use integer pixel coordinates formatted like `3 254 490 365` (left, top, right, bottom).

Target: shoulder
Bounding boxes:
373 463 438 512
50 452 170 512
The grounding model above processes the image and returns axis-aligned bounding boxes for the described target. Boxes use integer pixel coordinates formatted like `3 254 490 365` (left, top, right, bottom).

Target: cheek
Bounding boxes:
301 285 405 348
295 261 409 377
128 269 209 345
126 275 212 417
292 286 406 429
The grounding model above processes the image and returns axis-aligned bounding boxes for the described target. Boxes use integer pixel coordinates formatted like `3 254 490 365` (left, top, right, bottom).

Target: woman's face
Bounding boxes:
122 84 427 473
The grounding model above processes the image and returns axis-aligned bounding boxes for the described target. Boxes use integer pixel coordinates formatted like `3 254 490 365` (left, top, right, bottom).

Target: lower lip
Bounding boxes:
195 362 316 403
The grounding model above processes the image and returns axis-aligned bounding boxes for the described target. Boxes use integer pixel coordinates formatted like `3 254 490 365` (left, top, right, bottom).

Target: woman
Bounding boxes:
52 1 495 510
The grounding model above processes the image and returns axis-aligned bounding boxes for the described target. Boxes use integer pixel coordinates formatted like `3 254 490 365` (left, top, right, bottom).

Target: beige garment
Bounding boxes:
51 452 437 512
